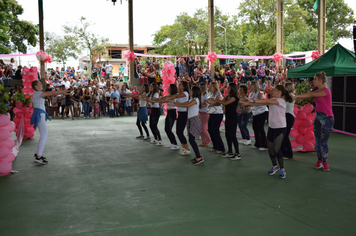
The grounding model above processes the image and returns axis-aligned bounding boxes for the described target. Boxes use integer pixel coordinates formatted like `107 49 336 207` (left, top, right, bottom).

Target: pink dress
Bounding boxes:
94 103 100 114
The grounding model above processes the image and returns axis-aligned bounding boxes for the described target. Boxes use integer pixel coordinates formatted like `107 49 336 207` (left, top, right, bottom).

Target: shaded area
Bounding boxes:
1 116 355 236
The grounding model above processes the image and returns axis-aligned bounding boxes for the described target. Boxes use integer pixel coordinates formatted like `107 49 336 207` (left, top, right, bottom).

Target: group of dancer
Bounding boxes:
30 71 334 179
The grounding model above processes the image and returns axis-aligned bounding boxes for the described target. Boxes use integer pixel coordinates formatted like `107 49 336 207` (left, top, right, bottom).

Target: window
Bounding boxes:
109 50 122 59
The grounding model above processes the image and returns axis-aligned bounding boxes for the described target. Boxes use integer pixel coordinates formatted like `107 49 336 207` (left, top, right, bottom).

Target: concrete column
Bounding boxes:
128 0 138 87
318 0 326 54
276 0 283 67
208 0 214 78
38 0 46 91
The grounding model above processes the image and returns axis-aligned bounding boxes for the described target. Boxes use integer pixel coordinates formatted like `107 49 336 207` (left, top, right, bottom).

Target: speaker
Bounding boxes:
346 76 356 103
345 106 356 134
332 105 343 130
331 76 344 103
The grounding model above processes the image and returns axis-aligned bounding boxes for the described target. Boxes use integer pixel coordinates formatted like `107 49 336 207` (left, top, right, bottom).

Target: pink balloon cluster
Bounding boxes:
206 52 217 63
311 50 321 60
273 53 283 62
36 50 51 63
290 104 316 151
122 50 136 61
0 114 16 176
13 102 35 139
22 67 38 95
161 63 176 96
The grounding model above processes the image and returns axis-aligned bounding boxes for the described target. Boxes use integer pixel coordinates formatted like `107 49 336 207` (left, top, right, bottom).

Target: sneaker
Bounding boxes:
143 137 151 141
279 169 286 179
314 160 323 169
179 148 186 155
150 140 157 144
170 145 180 150
191 157 204 165
230 154 242 160
222 153 234 158
259 147 268 151
165 144 173 148
268 166 280 175
283 157 292 160
252 146 258 149
156 141 163 146
244 140 251 145
323 162 330 171
179 149 191 156
238 139 246 144
136 136 144 139
34 155 48 165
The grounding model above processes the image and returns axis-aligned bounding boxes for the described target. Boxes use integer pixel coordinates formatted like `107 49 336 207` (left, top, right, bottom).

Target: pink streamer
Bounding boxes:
332 129 356 137
0 53 36 58
12 116 25 157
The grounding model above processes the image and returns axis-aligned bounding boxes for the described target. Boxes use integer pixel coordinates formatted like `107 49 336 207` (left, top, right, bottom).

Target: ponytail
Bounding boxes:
275 85 293 103
315 71 327 85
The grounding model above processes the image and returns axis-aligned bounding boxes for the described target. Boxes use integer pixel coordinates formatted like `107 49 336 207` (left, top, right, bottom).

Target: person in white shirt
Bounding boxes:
105 62 113 79
61 78 71 89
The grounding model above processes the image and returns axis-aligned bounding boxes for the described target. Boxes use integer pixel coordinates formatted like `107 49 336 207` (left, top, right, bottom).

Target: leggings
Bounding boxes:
36 113 48 156
314 112 334 163
252 111 268 148
281 113 295 159
141 76 148 84
189 133 201 158
199 112 211 145
208 114 225 152
225 114 240 154
176 111 187 145
136 115 149 137
267 127 286 169
238 112 252 140
165 109 177 145
149 108 161 141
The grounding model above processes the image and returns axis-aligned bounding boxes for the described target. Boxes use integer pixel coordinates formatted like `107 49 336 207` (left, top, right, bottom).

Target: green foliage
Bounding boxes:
13 92 32 108
0 84 10 115
46 33 80 66
295 80 315 107
0 0 38 54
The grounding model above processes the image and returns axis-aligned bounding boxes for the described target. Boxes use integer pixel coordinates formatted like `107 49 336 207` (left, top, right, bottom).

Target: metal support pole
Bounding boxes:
208 0 214 78
318 0 326 54
276 0 283 67
38 0 46 91
128 0 137 87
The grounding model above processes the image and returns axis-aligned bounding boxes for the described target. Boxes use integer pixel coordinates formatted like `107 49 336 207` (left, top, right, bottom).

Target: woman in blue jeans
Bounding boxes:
207 82 225 154
237 85 252 145
82 89 91 119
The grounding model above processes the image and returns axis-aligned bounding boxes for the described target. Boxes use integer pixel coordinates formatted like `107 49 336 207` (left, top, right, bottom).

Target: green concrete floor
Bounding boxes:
0 116 355 236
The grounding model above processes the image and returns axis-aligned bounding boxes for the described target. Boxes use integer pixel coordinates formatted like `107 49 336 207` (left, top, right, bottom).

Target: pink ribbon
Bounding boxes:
11 116 25 157
0 53 36 57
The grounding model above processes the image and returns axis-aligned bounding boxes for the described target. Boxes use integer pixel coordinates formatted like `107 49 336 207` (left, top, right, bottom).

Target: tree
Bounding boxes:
46 33 80 67
0 0 38 54
63 17 109 66
297 0 355 42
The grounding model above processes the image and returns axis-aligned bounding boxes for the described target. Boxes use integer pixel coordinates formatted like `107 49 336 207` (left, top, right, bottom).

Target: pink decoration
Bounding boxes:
302 118 313 128
311 50 321 60
273 53 283 62
44 55 52 64
304 130 314 141
122 50 136 80
0 114 16 176
296 135 305 145
290 128 299 138
0 53 36 57
302 141 314 152
161 63 176 114
206 52 218 70
36 50 51 64
297 111 306 120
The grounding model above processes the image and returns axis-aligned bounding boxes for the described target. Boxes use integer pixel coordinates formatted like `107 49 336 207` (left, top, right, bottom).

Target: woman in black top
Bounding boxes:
62 88 75 120
214 83 241 160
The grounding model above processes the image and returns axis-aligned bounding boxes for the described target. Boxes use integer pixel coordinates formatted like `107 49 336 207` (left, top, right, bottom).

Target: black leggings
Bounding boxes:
225 114 240 154
267 127 286 168
165 109 177 145
252 112 268 148
136 115 149 137
281 113 295 159
149 108 161 141
176 112 187 145
189 133 201 158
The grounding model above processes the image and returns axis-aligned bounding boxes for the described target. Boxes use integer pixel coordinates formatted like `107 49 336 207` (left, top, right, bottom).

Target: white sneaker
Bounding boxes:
170 145 180 150
244 140 251 145
252 145 258 149
150 140 157 144
238 139 246 144
179 149 191 156
259 147 268 151
179 148 186 155
156 141 163 146
165 144 173 148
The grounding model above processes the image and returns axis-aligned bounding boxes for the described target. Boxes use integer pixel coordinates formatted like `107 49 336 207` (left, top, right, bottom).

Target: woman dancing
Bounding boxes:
30 80 71 164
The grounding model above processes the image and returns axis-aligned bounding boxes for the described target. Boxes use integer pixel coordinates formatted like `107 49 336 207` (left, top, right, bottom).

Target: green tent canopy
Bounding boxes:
287 43 356 78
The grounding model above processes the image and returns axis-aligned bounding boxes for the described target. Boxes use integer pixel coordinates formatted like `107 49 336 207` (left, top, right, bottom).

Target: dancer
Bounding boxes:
172 86 204 165
281 82 295 159
213 83 241 160
30 80 71 164
237 85 252 145
295 72 334 171
206 82 225 154
125 84 150 141
241 85 293 179
248 81 268 150
198 83 211 147
162 81 191 155
61 88 74 120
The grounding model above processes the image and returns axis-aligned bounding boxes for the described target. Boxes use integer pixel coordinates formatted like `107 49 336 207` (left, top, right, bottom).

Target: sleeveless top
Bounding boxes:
140 92 147 107
176 91 189 112
248 89 268 116
225 95 239 116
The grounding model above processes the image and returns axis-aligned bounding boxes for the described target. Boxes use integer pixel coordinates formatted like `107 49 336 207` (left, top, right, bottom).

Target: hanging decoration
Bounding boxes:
273 53 283 62
311 50 321 60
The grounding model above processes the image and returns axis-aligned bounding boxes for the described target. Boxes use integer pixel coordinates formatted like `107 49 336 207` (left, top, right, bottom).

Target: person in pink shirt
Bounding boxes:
295 71 334 171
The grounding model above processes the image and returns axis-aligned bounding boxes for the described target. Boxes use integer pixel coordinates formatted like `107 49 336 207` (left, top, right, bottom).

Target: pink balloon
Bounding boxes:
302 141 314 152
25 131 34 139
298 126 306 134
307 126 314 131
296 135 305 145
303 103 314 114
290 128 299 138
5 122 15 132
28 103 33 108
310 138 316 146
22 107 29 113
13 107 22 114
2 153 15 163
25 113 32 119
307 113 316 121
297 111 306 120
13 117 20 124
0 161 12 176
291 139 299 148
294 119 302 128
302 118 313 128
0 114 11 127
0 138 14 149
304 130 314 141
0 147 10 158
0 129 10 141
